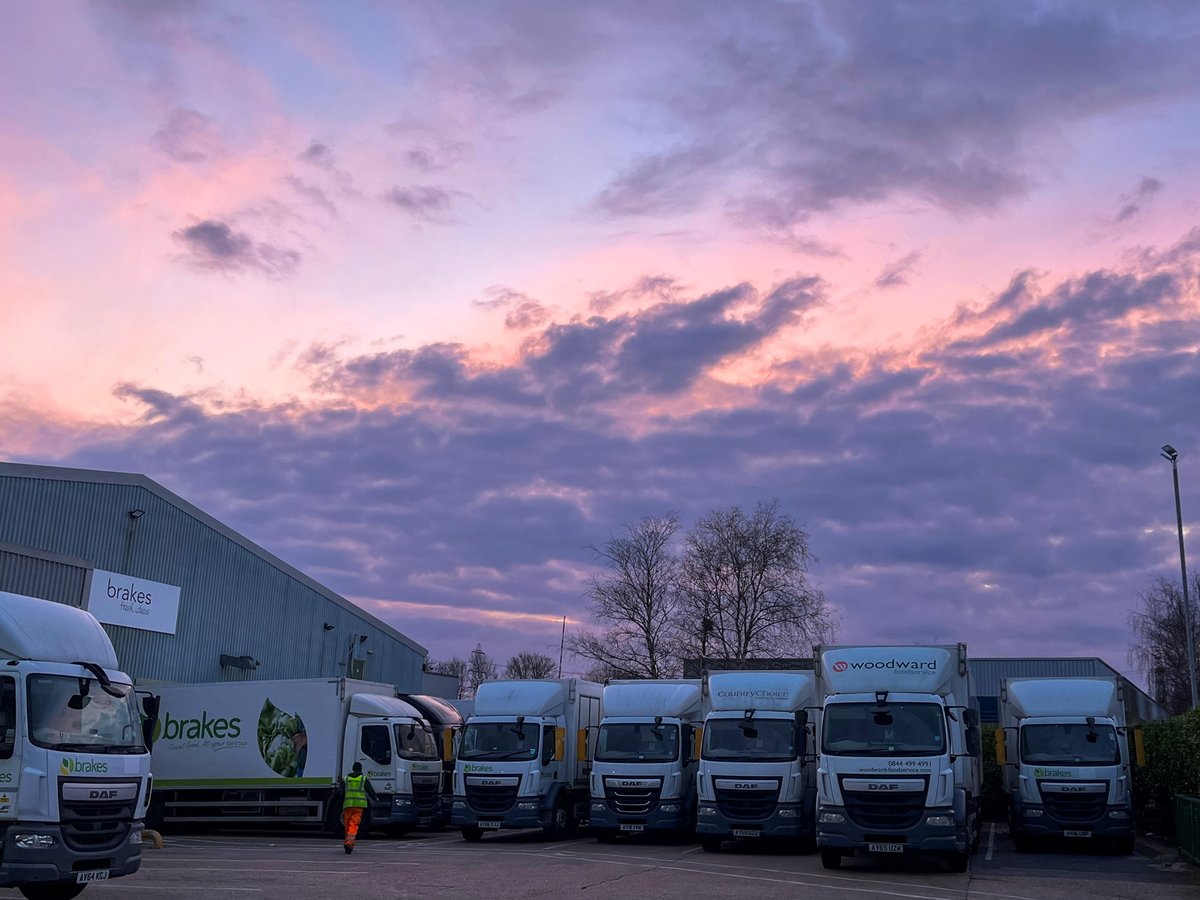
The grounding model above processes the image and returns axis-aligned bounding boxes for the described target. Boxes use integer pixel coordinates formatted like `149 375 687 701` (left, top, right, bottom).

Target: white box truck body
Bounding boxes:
150 679 440 834
695 670 818 851
0 591 154 898
814 644 981 871
451 679 602 840
999 677 1135 853
589 679 704 840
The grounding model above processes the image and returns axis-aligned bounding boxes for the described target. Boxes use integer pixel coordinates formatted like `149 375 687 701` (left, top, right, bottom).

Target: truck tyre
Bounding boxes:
461 825 485 842
700 836 723 853
19 884 87 900
946 851 969 873
543 804 570 841
1111 834 1136 855
1010 829 1032 853
594 828 618 843
820 848 842 869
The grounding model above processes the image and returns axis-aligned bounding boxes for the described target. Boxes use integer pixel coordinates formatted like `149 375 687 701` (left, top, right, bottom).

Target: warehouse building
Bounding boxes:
0 461 428 691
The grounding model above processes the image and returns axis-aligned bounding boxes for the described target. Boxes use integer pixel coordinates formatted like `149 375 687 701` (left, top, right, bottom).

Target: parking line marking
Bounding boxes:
987 822 996 861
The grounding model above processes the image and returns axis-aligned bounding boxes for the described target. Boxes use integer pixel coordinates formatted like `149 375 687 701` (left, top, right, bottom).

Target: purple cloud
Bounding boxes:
172 219 301 278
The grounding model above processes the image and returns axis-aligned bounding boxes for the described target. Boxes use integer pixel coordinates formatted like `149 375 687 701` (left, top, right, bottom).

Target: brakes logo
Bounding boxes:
60 758 109 775
834 659 937 671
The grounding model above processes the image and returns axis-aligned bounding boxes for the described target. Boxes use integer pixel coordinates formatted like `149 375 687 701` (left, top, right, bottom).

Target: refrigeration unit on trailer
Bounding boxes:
0 590 156 900
452 679 602 841
150 679 440 835
589 679 704 841
814 644 982 872
397 693 464 826
998 677 1139 853
695 670 818 852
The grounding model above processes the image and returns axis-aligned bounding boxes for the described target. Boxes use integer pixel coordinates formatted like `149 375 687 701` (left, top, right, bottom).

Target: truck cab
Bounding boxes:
347 694 442 832
814 644 981 872
0 590 155 899
695 671 817 852
589 680 703 841
452 679 602 841
397 693 464 827
999 677 1136 854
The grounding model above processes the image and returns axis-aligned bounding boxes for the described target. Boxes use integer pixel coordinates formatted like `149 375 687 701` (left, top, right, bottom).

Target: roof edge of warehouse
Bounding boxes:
0 460 427 658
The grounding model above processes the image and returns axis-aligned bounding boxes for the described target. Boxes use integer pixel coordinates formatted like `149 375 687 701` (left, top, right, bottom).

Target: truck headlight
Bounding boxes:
394 798 413 807
659 804 679 813
698 806 716 817
15 834 56 850
1109 810 1129 819
591 802 606 812
517 802 538 810
1025 809 1044 818
129 829 144 846
452 800 466 809
777 808 797 818
819 812 845 824
926 815 953 827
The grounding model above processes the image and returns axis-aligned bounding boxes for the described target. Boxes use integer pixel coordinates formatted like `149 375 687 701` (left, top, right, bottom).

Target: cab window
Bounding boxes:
0 677 14 759
360 724 392 765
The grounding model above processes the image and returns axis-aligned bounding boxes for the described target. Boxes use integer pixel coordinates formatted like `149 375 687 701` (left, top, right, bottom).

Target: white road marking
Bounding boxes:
986 822 996 861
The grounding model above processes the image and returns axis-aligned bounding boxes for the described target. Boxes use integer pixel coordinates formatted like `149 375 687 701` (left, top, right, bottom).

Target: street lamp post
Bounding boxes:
1161 444 1199 710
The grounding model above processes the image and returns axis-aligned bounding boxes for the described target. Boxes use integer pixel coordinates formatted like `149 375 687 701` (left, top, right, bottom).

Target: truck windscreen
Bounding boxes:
595 723 679 762
394 723 438 760
27 674 145 753
703 718 796 762
1020 723 1120 766
458 722 539 761
822 702 945 756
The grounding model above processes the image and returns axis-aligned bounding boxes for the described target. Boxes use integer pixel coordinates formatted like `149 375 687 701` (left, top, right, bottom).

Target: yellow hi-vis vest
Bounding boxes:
343 774 368 809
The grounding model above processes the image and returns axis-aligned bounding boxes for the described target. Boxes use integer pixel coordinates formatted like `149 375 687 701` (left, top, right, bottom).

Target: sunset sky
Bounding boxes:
3 2 1200 680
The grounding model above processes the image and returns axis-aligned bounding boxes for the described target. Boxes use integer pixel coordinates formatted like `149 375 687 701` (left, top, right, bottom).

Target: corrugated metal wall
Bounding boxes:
971 658 1166 723
0 470 425 691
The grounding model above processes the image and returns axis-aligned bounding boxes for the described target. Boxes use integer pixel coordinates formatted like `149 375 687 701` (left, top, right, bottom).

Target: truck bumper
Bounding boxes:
375 793 439 828
451 798 545 831
696 801 811 840
0 822 142 888
1011 801 1134 840
817 805 965 853
589 798 690 834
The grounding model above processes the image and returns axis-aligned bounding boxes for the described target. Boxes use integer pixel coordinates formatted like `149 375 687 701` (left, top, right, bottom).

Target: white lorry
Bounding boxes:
0 590 154 900
397 693 464 827
451 678 602 841
149 678 441 835
589 679 704 842
813 644 982 871
695 670 818 852
998 677 1137 854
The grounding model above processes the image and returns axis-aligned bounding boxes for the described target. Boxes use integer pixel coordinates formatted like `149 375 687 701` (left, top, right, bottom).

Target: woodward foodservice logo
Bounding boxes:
154 711 243 742
832 661 848 672
60 758 109 776
833 658 938 672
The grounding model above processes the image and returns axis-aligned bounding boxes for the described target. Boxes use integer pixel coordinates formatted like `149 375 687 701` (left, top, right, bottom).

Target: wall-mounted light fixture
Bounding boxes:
220 654 260 671
129 509 146 520
323 623 335 631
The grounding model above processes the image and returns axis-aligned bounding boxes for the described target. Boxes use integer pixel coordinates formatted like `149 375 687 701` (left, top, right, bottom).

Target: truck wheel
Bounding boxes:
1010 829 1032 853
1111 835 1136 855
700 836 723 853
946 851 969 873
594 828 618 843
19 883 87 900
820 848 842 869
461 825 485 842
543 804 570 841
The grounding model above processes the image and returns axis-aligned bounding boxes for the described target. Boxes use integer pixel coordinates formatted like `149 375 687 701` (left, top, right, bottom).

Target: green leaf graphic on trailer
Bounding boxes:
257 698 308 777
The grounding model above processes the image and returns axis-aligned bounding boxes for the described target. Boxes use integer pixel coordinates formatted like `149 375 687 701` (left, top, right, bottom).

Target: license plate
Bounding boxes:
619 824 644 832
76 871 110 884
478 820 503 829
869 842 904 853
418 817 432 825
1063 830 1092 839
732 829 760 838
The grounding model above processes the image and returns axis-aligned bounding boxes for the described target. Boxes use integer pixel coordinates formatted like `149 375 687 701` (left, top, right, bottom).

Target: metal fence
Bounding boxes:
1176 795 1200 865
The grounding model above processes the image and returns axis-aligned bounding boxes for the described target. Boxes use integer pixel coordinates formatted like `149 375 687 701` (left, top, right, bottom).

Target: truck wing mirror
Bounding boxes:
993 727 1006 766
795 709 809 730
1133 728 1146 767
138 692 160 752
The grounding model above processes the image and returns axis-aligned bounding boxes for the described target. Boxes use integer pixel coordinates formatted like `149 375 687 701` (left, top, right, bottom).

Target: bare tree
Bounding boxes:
426 656 468 699
567 513 683 678
465 643 498 698
678 501 836 661
503 651 558 680
1129 575 1200 715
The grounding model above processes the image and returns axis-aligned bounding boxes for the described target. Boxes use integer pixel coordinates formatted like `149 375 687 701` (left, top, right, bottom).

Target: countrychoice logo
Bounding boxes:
60 758 109 775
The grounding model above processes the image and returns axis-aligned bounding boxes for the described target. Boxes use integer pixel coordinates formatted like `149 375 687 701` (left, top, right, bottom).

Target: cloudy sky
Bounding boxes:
3 1 1199 680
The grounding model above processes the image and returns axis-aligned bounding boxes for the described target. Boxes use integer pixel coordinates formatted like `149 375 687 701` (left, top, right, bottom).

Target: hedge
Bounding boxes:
1132 708 1200 836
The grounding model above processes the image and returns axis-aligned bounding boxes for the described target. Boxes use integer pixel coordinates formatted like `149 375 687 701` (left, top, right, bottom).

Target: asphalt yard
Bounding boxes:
19 822 1197 900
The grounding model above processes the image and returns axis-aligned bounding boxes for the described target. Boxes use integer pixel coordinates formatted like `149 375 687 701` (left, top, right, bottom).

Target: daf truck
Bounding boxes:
0 590 155 900
695 670 818 852
397 693 464 827
589 679 704 842
149 678 440 835
814 644 981 871
998 676 1138 854
452 678 602 841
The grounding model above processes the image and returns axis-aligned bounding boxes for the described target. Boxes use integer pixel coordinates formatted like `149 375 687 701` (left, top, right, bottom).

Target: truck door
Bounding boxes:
0 676 17 818
358 723 396 794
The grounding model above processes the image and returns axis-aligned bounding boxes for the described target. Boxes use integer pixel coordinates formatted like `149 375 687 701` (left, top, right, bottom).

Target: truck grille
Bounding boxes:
604 779 662 817
59 798 136 852
465 783 518 815
1041 788 1106 823
714 788 777 821
842 778 927 831
412 776 440 815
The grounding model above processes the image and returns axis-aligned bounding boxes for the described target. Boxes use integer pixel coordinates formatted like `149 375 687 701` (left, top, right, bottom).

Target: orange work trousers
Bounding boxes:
343 807 364 847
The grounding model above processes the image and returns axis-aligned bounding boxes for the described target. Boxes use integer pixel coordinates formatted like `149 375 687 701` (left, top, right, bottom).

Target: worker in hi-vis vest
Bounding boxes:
342 761 375 853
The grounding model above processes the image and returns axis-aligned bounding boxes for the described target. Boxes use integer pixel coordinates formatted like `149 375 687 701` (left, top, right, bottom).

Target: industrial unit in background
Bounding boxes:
998 677 1140 854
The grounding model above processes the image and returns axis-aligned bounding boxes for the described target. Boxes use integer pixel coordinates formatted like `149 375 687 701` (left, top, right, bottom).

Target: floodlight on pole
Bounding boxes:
1160 444 1198 710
